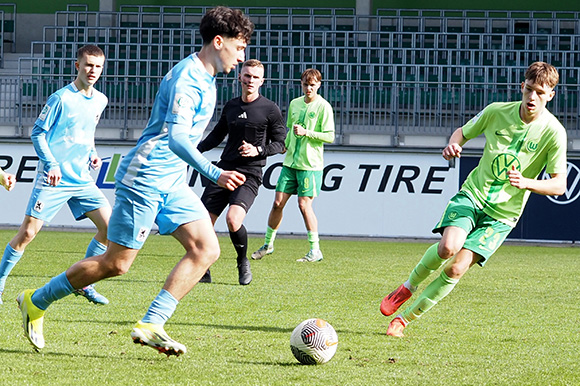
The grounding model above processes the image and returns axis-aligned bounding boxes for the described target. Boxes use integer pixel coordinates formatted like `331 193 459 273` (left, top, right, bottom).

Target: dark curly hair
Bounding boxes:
199 7 254 45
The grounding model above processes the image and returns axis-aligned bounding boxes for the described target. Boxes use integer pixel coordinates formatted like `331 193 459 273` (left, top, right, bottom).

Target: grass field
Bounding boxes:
0 229 578 385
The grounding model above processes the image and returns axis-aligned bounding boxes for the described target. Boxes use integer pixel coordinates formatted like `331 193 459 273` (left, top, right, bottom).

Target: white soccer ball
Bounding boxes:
290 318 338 365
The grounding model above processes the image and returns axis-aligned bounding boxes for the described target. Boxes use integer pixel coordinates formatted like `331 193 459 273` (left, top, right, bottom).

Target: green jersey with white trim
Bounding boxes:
283 95 335 171
460 101 567 227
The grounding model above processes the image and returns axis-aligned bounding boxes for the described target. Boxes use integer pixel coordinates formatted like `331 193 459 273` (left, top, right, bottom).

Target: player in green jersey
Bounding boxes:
380 61 568 337
252 68 335 262
0 167 15 191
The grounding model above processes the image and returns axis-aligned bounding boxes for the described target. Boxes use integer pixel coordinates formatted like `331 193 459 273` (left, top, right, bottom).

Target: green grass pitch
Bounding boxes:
0 229 578 385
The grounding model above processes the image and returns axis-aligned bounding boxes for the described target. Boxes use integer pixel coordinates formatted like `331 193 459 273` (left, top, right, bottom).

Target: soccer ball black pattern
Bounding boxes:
290 318 338 365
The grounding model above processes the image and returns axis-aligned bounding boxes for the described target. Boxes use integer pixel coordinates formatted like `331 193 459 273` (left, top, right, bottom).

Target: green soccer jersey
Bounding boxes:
460 101 567 227
283 95 335 171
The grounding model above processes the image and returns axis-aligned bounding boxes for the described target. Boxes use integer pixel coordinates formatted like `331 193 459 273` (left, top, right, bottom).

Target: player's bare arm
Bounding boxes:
442 127 467 160
508 169 566 196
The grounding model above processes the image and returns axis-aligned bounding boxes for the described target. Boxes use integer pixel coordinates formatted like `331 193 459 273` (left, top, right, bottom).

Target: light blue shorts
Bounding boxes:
25 184 110 222
108 183 209 250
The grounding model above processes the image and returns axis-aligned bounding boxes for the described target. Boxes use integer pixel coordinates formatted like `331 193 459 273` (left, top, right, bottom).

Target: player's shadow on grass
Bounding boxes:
101 277 245 287
179 321 294 334
233 360 304 367
10 273 58 279
0 347 187 362
175 322 385 337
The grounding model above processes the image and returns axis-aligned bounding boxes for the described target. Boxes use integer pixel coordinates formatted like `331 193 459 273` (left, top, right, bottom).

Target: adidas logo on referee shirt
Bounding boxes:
238 112 247 119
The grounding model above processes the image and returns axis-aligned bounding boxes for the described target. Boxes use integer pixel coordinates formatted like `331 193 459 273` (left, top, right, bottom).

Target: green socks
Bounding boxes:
401 270 459 323
264 226 277 247
307 231 320 251
408 243 446 288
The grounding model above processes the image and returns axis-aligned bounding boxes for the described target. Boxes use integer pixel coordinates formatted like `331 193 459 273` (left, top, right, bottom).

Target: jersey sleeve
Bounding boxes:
286 99 295 128
35 93 63 131
305 101 335 143
285 100 295 148
164 75 202 127
31 125 59 171
263 103 287 156
197 105 229 153
461 104 493 140
32 93 64 171
167 122 222 183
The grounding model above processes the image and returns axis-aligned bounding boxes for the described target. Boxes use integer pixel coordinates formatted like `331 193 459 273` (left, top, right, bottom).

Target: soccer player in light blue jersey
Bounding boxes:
0 45 111 305
16 7 253 356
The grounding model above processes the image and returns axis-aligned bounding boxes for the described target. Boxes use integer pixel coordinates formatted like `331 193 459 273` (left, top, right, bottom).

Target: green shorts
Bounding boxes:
276 166 323 197
433 191 512 266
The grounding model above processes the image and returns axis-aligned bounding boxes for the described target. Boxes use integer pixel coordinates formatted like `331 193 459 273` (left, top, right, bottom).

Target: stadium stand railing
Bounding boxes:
2 7 579 144
0 3 16 67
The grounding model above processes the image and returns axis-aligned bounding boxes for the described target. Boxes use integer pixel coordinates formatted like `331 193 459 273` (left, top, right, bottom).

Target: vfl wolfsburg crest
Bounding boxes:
491 153 520 181
526 141 538 152
308 111 316 119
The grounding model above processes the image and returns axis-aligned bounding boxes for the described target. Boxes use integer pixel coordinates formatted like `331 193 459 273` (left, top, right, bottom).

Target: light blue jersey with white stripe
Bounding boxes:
116 53 222 193
33 82 107 188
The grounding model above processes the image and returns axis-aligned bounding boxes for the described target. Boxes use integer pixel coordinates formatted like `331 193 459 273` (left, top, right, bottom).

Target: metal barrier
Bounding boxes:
2 74 578 143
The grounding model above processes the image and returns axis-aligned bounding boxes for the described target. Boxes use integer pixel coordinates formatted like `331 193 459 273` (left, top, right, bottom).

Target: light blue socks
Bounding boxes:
85 238 107 258
0 244 23 293
31 272 75 310
141 289 179 325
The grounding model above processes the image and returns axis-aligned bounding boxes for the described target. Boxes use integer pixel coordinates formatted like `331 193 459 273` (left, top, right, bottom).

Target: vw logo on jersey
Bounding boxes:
541 161 580 205
491 153 520 181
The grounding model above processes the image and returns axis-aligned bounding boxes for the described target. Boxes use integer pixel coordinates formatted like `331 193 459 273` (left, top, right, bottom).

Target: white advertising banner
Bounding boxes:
0 143 459 238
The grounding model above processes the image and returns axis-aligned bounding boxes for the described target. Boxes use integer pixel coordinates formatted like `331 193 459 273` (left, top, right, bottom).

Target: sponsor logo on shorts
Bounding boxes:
34 200 44 212
137 227 150 242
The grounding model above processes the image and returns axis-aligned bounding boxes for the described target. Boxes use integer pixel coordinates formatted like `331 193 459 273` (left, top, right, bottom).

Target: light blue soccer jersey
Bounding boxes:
116 53 222 193
33 82 108 187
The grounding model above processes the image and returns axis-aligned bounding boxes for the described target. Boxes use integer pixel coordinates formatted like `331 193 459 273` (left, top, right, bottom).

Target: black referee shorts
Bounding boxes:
200 172 262 216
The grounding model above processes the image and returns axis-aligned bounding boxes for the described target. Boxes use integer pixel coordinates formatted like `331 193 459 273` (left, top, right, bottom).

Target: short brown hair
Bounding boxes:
301 68 322 83
243 59 264 70
525 62 559 89
77 44 105 60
